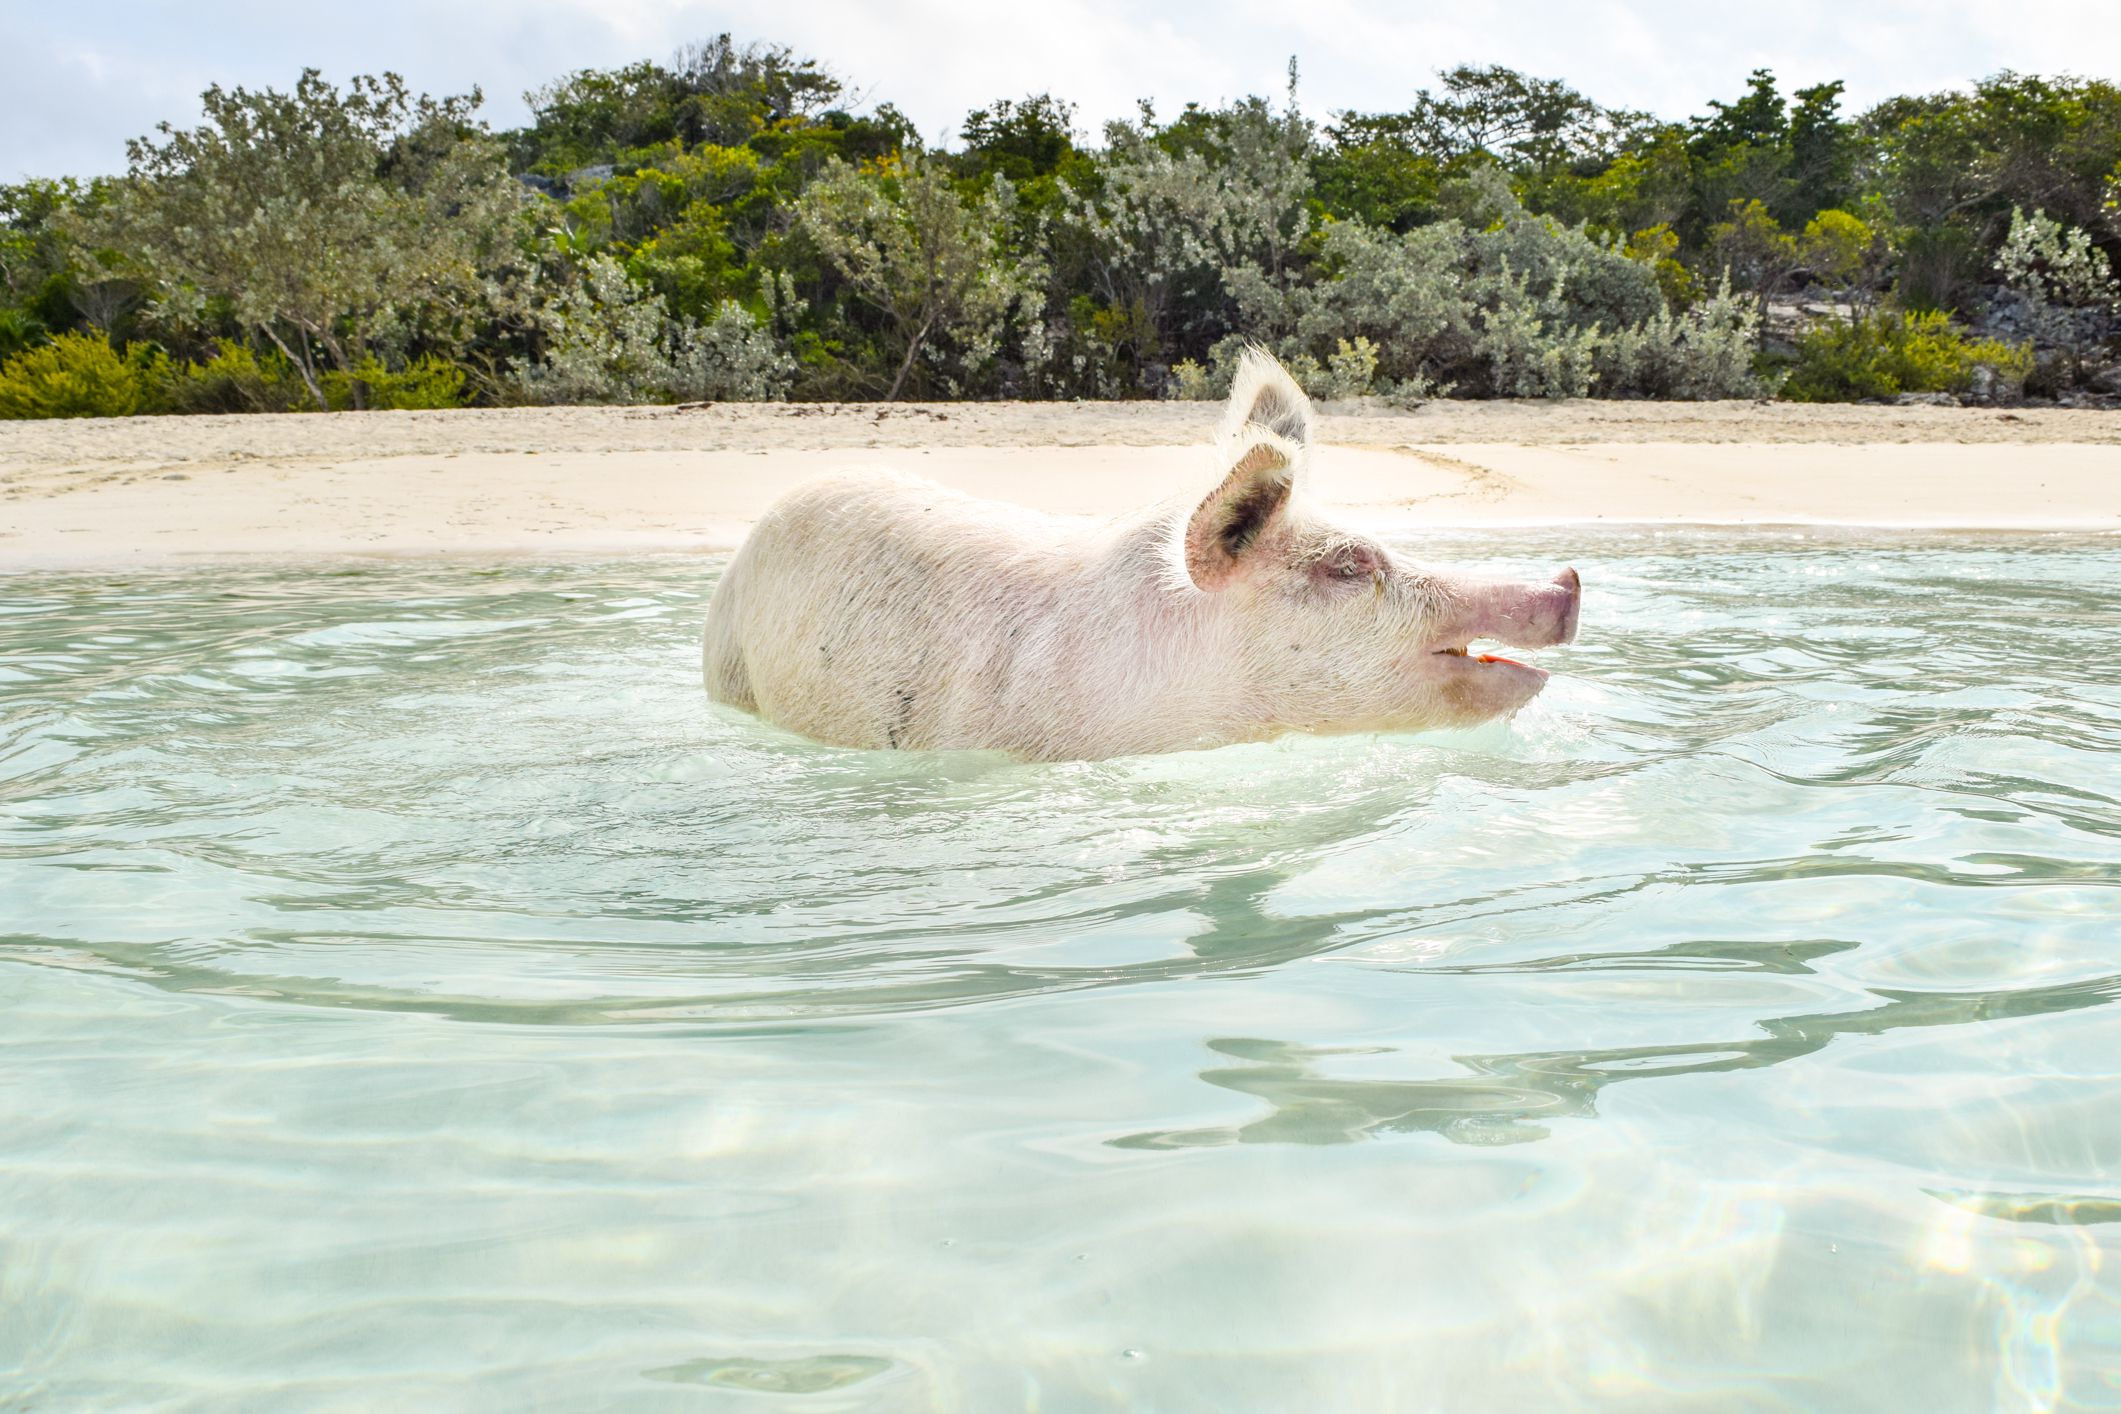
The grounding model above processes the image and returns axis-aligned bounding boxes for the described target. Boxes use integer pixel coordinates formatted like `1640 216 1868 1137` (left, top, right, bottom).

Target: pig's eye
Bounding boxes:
1313 545 1384 590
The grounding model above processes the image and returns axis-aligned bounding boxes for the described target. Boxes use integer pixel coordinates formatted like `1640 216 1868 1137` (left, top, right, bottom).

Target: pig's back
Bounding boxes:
702 471 1095 751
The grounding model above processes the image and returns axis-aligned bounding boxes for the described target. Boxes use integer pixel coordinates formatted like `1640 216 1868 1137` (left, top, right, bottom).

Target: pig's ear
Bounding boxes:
1220 345 1312 448
1182 441 1294 590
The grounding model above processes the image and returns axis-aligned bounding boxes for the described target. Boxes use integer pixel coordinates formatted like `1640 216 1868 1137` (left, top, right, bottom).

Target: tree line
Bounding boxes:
2 39 2117 416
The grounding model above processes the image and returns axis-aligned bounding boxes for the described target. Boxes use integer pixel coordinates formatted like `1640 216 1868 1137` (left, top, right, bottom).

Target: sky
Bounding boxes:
7 0 2121 181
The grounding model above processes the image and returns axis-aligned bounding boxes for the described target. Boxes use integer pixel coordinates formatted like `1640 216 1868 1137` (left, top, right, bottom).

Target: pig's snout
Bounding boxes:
1550 567 1581 646
1437 568 1581 652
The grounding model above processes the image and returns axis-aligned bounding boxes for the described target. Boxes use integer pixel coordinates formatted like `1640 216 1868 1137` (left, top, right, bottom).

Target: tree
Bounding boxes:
1401 66 1622 170
514 37 894 179
668 35 845 147
1058 95 1316 388
1708 199 1803 338
1802 209 1887 308
797 157 1043 398
960 95 1079 182
2 181 95 356
1864 72 2121 307
1787 81 1860 217
98 71 532 409
1313 113 1449 231
1693 69 1787 153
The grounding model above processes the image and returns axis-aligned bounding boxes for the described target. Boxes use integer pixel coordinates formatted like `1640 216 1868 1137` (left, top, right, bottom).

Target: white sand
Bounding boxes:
5 400 2118 568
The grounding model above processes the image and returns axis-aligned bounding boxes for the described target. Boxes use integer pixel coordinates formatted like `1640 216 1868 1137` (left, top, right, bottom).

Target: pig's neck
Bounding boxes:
1061 506 1264 752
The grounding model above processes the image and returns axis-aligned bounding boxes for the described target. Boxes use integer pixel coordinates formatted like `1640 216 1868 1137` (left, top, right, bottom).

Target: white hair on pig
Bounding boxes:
1150 346 1313 594
1218 343 1314 447
702 346 1580 760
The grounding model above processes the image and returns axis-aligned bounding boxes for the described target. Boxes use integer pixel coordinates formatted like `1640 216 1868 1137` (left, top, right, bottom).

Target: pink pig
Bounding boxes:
703 349 1580 760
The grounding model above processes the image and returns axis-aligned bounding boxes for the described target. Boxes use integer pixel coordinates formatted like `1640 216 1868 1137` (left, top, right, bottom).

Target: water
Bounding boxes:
3 533 2119 1410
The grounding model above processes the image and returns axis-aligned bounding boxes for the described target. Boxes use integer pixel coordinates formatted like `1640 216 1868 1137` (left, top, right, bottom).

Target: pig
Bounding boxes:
702 349 1580 761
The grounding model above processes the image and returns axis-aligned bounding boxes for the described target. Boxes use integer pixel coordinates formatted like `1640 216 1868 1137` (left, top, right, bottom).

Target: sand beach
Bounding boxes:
4 398 2119 569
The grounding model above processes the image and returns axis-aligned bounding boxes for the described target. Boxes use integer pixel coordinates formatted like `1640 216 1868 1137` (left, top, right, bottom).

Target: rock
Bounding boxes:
1891 392 1959 407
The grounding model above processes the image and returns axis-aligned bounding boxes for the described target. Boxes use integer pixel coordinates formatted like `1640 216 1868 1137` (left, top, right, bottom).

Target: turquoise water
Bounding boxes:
3 533 2119 1410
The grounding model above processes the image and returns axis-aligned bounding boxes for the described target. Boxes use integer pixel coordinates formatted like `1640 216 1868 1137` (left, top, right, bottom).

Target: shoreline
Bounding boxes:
11 526 2115 580
6 402 2119 570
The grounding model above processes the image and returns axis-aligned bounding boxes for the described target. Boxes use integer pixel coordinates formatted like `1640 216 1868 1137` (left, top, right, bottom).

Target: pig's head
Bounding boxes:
1165 348 1580 739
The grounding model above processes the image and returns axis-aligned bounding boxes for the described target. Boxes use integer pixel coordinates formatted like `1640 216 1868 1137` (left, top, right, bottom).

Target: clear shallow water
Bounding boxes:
2 533 2119 1410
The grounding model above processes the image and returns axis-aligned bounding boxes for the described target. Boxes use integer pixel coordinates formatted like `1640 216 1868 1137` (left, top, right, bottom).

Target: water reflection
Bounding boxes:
1115 970 2121 1148
1421 935 1861 976
1926 1190 2121 1227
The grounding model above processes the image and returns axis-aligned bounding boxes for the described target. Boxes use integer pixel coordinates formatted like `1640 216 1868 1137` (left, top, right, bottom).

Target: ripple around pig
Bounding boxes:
6 533 2121 1407
4 539 2120 1043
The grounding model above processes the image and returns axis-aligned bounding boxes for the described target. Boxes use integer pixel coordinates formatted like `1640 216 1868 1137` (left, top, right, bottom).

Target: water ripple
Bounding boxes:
6 534 2121 1406
3 538 2118 1037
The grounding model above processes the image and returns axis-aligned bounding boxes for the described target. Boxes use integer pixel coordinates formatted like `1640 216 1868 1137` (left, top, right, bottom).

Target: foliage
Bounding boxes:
1397 65 1643 171
1996 205 2120 381
1274 177 1705 398
1594 275 1763 399
798 157 1044 398
322 355 471 411
1172 335 1383 401
1051 91 1316 395
1781 309 2033 401
515 36 875 176
0 331 168 418
510 254 793 403
1865 72 2121 309
1 178 146 356
1177 182 1762 401
960 96 1081 185
8 45 2118 415
165 339 312 413
92 70 533 409
1707 200 1887 334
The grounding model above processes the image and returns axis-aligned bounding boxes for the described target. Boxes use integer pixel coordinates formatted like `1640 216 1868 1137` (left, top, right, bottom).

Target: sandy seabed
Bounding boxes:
4 398 2119 568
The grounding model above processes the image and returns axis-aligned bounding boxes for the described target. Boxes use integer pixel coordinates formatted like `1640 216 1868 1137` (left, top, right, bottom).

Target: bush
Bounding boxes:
1782 310 2032 402
1996 206 2120 386
166 340 311 413
0 306 48 362
1278 181 1686 399
322 355 469 411
1171 335 1381 401
511 255 794 404
0 331 168 418
1473 264 1602 397
1595 274 1763 399
1260 204 1759 401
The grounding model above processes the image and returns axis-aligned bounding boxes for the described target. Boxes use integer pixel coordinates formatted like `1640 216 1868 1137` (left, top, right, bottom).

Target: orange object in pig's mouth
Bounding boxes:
1434 645 1531 669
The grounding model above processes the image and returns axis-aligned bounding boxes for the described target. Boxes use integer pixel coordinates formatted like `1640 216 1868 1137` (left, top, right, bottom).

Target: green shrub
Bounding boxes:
1172 336 1383 401
0 306 49 362
321 355 470 411
1782 310 2033 402
167 339 311 414
1595 274 1764 399
510 255 794 404
0 331 169 419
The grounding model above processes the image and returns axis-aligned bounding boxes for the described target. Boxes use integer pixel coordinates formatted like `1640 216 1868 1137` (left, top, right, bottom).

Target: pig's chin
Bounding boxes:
1423 646 1552 723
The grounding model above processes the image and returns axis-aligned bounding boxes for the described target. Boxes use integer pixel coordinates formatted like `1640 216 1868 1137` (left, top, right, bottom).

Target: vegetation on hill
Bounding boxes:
4 39 2117 415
